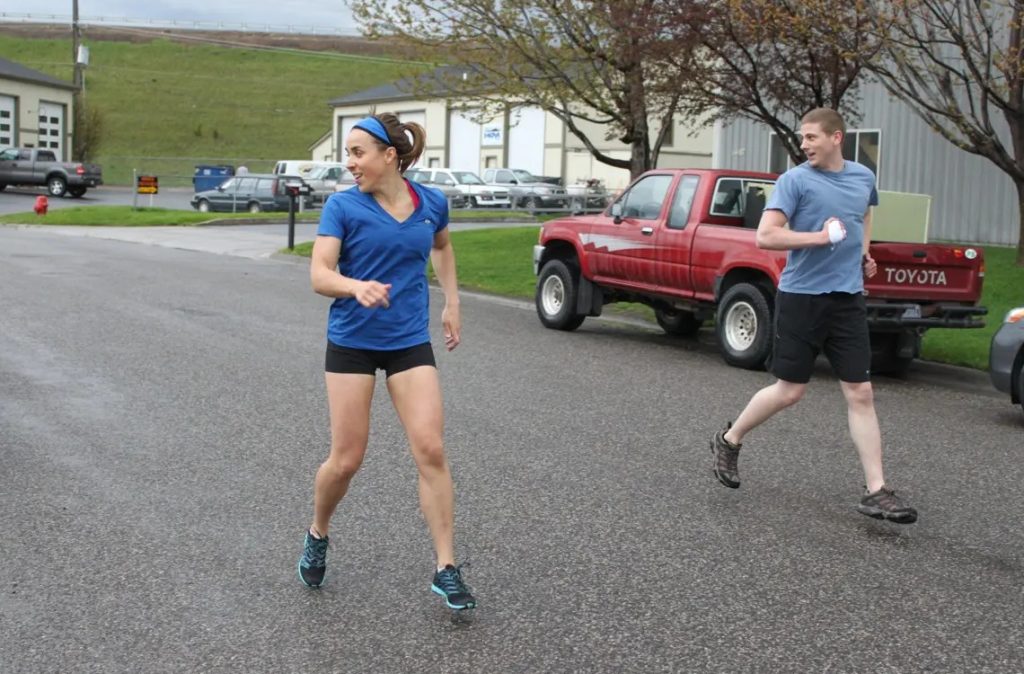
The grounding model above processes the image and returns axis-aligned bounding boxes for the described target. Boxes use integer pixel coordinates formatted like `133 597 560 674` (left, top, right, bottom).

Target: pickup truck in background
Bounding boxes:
533 168 987 375
0 147 103 197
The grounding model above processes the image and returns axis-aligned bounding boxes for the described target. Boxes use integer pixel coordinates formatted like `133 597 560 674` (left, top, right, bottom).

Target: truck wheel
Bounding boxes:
655 308 702 337
48 176 68 197
536 259 585 331
0 184 6 191
870 332 915 378
524 196 540 214
716 283 773 370
69 187 87 198
248 202 262 214
196 199 211 213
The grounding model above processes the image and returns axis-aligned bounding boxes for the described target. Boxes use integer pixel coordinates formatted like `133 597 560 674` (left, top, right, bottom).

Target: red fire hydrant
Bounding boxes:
33 195 48 216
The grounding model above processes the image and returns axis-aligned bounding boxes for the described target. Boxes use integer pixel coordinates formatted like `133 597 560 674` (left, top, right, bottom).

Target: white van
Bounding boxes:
272 160 345 179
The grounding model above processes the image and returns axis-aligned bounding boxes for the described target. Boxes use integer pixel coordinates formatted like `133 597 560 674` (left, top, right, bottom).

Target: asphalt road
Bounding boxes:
0 185 199 215
1 228 1022 673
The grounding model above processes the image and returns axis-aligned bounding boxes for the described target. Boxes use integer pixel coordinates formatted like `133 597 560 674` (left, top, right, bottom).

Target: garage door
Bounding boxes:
508 106 545 176
336 116 360 160
448 109 481 173
0 95 14 148
38 102 64 158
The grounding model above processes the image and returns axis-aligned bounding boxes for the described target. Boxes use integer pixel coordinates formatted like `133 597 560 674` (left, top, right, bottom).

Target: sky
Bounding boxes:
8 1 361 35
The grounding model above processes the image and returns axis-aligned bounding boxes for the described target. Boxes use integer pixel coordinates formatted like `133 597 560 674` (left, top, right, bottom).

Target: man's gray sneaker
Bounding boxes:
857 486 918 524
711 423 741 489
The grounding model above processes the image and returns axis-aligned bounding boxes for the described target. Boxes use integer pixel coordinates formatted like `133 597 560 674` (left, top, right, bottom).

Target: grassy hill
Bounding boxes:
0 33 422 185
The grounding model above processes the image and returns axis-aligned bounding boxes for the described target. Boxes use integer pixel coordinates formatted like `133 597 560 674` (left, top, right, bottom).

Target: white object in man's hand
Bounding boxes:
824 217 847 244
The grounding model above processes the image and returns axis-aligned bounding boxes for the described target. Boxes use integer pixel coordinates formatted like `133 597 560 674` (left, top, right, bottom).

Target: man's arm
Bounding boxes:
755 209 833 250
862 207 878 278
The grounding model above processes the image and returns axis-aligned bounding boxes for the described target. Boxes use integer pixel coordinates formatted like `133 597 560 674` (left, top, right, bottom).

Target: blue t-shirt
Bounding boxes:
317 181 449 350
766 160 879 294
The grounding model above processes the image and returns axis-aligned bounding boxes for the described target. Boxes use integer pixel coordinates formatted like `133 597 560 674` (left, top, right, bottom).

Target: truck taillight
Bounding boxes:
76 166 84 175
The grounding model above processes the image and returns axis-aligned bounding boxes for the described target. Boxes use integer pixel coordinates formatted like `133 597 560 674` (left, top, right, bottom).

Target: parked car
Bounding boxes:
990 306 1024 415
0 147 102 197
402 168 469 208
405 167 509 207
305 165 355 206
190 173 312 213
272 160 342 179
481 167 569 211
533 168 988 375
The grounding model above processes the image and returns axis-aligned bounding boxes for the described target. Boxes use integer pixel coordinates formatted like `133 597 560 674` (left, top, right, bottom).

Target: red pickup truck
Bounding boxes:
532 168 987 375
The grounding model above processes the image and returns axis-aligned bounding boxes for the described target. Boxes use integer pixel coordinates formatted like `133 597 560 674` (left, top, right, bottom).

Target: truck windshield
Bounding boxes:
453 172 484 185
512 170 539 182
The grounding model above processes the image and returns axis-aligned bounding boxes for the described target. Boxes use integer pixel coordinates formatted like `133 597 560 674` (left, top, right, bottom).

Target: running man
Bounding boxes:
710 107 918 524
297 113 476 609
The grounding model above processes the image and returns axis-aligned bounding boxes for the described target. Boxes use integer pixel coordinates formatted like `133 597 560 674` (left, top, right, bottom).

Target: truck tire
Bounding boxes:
0 184 6 191
536 259 585 331
716 283 773 370
655 308 702 337
69 187 87 198
524 196 540 214
47 175 68 197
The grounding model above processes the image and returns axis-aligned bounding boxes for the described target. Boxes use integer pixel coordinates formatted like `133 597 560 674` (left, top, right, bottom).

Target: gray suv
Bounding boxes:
190 174 312 213
482 168 568 211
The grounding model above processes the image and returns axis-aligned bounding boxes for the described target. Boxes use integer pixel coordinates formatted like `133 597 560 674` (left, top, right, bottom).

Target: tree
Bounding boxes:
72 102 103 162
350 0 697 179
863 0 1024 265
669 0 883 164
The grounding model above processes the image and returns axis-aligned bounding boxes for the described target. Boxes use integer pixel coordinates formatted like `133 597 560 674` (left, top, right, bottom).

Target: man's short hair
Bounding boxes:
801 108 846 138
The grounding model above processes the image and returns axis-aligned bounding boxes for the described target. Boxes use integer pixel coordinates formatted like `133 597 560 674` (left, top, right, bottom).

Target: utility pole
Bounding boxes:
71 0 82 160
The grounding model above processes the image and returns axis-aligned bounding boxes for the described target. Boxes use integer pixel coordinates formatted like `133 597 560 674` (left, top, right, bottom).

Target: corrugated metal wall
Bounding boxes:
712 82 1020 247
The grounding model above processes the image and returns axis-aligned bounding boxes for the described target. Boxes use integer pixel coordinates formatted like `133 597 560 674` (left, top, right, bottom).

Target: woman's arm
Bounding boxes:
310 235 391 307
430 228 461 350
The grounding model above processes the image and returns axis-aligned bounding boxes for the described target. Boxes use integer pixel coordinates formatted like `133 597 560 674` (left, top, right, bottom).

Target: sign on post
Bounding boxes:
136 175 159 194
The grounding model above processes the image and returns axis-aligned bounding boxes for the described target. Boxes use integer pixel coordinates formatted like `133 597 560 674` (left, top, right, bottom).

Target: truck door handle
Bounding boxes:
641 226 654 236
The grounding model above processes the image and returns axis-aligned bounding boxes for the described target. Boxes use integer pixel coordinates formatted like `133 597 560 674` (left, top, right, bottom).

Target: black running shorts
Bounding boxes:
770 291 871 384
325 341 436 378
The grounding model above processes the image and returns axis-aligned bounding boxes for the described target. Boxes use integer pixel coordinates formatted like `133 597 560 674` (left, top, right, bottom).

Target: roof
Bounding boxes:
0 57 76 91
328 65 477 107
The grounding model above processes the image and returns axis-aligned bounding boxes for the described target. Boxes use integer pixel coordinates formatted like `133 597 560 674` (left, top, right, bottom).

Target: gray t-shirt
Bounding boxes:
766 160 879 294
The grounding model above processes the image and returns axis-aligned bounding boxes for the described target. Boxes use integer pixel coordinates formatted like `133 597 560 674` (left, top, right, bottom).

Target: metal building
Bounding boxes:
712 81 1020 247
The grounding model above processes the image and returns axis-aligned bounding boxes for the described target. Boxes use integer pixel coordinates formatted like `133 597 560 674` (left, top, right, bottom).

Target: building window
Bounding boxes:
769 129 882 180
485 156 497 168
428 157 440 168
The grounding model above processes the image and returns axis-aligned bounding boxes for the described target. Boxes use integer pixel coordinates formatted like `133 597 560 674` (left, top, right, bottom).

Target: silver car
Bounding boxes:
989 306 1024 415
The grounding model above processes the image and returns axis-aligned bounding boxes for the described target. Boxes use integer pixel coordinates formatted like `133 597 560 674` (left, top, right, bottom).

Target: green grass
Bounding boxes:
286 228 1020 370
0 35 421 186
0 206 320 226
920 246 1024 369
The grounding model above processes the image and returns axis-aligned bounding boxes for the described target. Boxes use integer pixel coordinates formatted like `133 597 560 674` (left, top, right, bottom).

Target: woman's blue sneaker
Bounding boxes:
297 529 329 588
431 564 476 610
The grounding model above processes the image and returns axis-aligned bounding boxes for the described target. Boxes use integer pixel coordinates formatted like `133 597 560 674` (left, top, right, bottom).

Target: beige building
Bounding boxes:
317 70 712 190
0 57 76 161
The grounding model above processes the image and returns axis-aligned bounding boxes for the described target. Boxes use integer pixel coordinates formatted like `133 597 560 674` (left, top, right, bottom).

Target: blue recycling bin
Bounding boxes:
192 165 235 192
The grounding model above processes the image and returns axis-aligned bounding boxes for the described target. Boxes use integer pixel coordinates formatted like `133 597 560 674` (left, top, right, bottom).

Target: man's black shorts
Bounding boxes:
325 341 436 378
770 291 871 384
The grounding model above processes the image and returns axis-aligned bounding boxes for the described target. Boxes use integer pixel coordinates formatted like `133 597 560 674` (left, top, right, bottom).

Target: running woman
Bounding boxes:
710 107 918 524
297 113 476 609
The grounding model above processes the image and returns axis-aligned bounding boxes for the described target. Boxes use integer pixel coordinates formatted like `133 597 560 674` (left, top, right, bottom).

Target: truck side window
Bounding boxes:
17 149 31 161
497 170 514 183
619 174 673 220
37 150 57 162
711 179 744 216
667 176 700 229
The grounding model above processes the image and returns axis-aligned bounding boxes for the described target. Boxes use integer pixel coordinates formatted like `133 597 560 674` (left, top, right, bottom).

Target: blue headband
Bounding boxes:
352 117 392 146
